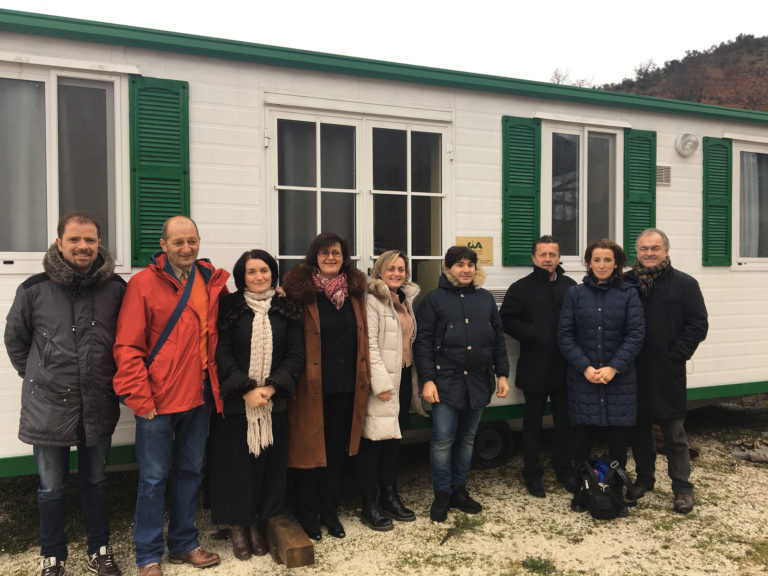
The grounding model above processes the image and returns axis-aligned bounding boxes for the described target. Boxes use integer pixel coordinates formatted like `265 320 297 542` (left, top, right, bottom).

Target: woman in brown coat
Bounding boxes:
283 232 371 540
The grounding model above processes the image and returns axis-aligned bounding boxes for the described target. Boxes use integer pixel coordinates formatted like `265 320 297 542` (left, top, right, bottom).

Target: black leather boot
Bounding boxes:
379 485 416 522
361 496 394 531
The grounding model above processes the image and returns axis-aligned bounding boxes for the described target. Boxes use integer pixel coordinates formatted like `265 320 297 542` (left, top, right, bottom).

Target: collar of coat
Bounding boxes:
149 250 217 286
441 266 486 289
532 263 566 282
367 278 420 304
582 272 635 291
218 289 304 330
283 263 367 305
43 243 115 288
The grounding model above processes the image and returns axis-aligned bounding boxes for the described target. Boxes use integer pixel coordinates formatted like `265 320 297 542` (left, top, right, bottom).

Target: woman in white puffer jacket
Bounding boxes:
357 250 420 531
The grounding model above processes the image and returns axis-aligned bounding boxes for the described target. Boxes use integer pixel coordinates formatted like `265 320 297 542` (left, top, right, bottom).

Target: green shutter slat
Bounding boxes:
502 116 540 266
130 76 190 267
702 137 732 266
623 129 656 264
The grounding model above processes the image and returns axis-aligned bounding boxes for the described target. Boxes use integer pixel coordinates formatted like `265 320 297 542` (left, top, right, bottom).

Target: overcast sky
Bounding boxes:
2 0 768 85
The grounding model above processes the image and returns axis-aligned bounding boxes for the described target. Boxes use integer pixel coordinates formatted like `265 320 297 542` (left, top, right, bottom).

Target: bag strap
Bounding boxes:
144 264 197 368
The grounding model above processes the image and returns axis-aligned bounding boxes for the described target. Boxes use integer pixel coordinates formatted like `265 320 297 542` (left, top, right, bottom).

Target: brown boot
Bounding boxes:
248 523 269 556
230 526 251 560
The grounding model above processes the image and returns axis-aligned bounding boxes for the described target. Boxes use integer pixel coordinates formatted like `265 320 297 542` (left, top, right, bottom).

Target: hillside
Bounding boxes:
601 34 768 111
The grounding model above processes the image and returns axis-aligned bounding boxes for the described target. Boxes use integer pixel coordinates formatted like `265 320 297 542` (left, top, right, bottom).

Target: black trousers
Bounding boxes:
356 366 412 500
521 387 573 482
572 424 629 469
292 391 354 523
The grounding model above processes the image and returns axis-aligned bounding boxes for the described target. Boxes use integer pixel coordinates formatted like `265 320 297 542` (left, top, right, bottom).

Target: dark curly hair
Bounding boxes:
584 238 626 283
303 232 354 275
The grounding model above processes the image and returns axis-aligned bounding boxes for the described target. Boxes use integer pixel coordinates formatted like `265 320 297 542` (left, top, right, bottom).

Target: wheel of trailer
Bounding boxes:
471 421 514 469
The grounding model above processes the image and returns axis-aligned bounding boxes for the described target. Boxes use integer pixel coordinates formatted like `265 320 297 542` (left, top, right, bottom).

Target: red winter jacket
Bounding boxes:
113 252 229 416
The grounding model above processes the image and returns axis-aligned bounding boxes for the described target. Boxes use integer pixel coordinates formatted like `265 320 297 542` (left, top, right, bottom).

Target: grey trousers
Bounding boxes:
631 413 693 495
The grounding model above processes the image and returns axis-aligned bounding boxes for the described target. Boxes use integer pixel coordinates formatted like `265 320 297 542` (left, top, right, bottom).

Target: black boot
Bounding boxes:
379 485 416 522
430 491 451 522
361 496 394 531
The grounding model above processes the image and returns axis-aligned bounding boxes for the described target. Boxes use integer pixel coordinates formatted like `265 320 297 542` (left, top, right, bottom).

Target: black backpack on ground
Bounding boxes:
570 455 636 520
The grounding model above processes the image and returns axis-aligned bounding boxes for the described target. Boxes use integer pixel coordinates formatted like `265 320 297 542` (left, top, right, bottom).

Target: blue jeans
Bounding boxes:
430 403 483 494
133 397 211 567
34 438 111 560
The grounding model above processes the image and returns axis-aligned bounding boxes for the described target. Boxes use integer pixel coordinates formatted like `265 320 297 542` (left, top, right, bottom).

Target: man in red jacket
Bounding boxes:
114 216 229 576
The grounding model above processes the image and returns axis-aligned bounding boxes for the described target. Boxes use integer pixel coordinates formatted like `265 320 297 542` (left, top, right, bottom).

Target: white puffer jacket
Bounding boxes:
362 279 420 441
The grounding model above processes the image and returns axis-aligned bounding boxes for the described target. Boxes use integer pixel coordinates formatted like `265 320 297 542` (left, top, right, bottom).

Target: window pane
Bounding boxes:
0 78 47 252
412 131 441 193
321 124 355 189
740 151 768 257
411 259 442 306
321 192 356 253
58 80 114 250
587 133 615 243
552 133 580 256
279 189 316 255
278 119 316 187
412 196 441 256
373 195 406 255
373 128 406 191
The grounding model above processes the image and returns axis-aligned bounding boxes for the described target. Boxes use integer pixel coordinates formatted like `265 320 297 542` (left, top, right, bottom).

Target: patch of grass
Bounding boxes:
652 515 684 531
745 539 768 568
522 555 558 575
438 512 485 545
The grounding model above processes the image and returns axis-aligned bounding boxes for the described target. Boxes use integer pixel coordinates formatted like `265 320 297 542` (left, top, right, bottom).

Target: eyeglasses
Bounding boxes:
637 246 664 252
319 250 342 257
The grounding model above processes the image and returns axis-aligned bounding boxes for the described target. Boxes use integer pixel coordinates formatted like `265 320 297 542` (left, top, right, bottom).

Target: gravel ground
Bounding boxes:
1 396 767 576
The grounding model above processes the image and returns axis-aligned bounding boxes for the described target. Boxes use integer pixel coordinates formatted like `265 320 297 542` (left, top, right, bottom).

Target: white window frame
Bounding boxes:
364 118 450 274
267 102 452 277
0 62 131 275
268 110 364 265
541 122 624 269
732 140 768 269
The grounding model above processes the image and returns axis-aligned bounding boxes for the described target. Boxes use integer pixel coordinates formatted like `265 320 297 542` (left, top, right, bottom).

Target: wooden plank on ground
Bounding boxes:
265 509 314 568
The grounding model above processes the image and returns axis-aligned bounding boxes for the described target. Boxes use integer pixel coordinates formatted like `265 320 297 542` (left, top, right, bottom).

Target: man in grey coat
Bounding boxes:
626 228 708 514
5 212 126 576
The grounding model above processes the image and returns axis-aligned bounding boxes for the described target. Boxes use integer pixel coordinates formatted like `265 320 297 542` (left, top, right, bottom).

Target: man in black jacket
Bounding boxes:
626 228 708 514
500 235 576 497
5 212 126 576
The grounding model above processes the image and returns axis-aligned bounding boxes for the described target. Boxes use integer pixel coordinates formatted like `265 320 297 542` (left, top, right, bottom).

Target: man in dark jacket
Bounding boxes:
500 235 576 497
626 229 708 514
5 212 126 576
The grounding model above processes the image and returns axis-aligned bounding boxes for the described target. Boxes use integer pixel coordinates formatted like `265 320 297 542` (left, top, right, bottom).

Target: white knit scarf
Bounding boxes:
243 288 275 456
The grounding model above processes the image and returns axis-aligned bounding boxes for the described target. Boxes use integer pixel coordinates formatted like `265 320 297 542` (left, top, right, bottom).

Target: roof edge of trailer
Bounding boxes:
3 8 768 126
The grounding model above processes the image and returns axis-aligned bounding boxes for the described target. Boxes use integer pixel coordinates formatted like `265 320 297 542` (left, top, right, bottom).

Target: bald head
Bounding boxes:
161 216 199 241
159 216 200 272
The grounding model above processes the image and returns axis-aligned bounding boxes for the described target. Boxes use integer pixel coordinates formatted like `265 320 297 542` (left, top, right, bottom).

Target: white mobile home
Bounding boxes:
1 10 767 475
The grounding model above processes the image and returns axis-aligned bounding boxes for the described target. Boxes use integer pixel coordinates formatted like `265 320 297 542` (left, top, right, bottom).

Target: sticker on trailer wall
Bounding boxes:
455 236 493 266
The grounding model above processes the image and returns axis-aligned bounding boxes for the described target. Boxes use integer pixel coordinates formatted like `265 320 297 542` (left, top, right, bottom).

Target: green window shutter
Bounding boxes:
129 76 190 267
623 128 656 264
502 116 540 266
702 137 732 266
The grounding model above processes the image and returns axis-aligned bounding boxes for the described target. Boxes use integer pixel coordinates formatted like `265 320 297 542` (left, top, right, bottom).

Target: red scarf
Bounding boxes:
312 270 348 310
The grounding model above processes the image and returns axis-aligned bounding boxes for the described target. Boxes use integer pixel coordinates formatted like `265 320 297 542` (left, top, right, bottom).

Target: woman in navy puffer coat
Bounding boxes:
558 239 645 466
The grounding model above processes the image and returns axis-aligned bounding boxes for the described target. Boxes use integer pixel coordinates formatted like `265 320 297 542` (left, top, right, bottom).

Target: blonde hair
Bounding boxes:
371 250 410 281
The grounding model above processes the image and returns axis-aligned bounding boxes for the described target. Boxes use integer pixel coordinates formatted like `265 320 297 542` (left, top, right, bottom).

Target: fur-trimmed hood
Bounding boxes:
367 279 420 304
43 243 116 287
441 265 486 288
218 289 304 330
282 263 368 304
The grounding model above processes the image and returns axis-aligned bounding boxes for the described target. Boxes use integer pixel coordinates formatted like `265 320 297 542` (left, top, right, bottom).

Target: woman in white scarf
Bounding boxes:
208 250 305 561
